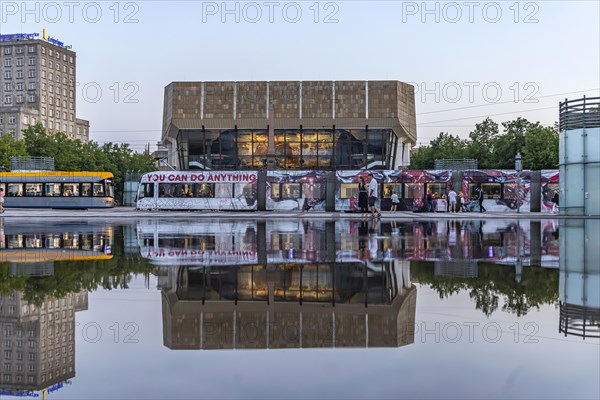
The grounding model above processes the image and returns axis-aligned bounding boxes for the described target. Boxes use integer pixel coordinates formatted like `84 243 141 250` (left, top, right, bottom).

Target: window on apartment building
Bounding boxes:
42 70 46 79
28 70 35 78
42 107 46 115
16 95 24 103
29 95 35 103
49 85 53 93
28 46 35 53
4 47 11 54
49 49 53 56
41 58 46 66
49 73 53 81
28 57 35 66
16 57 23 66
4 83 11 91
28 82 36 90
4 95 11 104
8 115 16 124
16 70 23 79
41 47 46 54
4 58 12 67
16 82 23 91
4 71 11 79
56 63 60 71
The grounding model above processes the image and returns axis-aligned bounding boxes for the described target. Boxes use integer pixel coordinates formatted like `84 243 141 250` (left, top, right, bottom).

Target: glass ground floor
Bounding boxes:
177 128 400 170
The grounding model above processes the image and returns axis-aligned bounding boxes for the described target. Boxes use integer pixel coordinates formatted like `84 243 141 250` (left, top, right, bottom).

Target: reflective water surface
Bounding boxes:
0 218 598 399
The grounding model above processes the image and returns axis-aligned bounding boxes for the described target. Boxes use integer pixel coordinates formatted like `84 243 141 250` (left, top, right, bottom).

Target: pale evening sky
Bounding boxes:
1 0 598 152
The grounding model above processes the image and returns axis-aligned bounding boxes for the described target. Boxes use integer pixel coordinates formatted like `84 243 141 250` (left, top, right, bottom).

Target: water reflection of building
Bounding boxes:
160 263 416 350
559 219 600 339
0 291 88 393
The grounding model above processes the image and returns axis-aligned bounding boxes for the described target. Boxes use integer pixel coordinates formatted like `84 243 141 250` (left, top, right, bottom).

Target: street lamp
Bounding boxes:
515 152 522 213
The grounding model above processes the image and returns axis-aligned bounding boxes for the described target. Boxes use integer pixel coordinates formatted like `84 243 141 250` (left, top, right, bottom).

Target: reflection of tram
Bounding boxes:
0 223 113 265
137 169 559 212
0 171 115 209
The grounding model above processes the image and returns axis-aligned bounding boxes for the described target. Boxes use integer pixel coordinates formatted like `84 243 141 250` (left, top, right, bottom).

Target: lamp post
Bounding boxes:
515 152 522 213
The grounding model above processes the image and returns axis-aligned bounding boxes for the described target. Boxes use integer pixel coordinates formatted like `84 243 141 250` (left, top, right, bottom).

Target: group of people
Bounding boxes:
426 187 486 213
358 173 382 219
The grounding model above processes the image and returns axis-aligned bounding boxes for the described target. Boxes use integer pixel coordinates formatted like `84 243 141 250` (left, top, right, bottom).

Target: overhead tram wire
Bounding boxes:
416 88 600 116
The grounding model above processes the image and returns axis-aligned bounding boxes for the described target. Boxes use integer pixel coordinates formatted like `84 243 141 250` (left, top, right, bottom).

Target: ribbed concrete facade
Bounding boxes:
162 81 416 170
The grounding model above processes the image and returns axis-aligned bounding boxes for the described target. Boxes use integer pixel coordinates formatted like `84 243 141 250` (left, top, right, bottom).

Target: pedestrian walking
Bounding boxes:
448 188 457 212
368 173 381 219
477 187 487 212
390 190 399 212
358 176 368 218
426 189 433 212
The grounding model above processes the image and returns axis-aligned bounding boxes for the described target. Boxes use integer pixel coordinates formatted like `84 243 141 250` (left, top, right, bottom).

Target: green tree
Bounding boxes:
466 118 498 169
409 132 468 169
522 125 559 170
490 118 531 168
0 134 28 170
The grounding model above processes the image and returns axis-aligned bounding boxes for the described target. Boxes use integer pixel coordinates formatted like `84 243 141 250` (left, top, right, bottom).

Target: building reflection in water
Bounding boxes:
559 219 600 339
0 222 113 396
137 220 415 350
137 218 566 348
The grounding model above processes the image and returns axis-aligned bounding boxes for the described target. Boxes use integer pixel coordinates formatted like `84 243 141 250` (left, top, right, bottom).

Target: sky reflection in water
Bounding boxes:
0 218 597 399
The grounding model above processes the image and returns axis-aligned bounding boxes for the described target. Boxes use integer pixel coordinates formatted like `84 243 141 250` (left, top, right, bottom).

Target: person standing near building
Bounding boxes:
477 187 487 212
358 176 368 218
390 191 399 212
368 173 381 218
448 188 457 212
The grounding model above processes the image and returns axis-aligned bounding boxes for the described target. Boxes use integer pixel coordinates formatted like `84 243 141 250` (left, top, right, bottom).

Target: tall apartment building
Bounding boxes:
0 291 88 393
0 32 89 142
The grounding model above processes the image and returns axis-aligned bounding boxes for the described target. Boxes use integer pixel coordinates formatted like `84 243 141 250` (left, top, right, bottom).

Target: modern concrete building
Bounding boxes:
161 81 416 170
0 32 89 142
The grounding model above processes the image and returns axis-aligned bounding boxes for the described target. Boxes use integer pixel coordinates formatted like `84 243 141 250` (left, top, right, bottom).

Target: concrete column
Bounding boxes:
257 170 267 211
326 171 337 212
530 170 541 212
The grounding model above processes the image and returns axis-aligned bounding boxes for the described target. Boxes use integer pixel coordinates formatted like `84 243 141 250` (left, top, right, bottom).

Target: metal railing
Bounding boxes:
9 156 55 171
434 159 477 170
559 96 600 131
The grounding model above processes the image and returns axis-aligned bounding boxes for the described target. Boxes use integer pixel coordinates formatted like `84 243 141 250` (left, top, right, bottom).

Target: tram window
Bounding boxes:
481 183 501 199
158 183 175 197
383 183 402 198
25 235 43 248
0 183 4 193
45 234 62 248
106 180 115 198
7 235 24 248
63 233 79 249
404 183 420 199
503 183 517 199
281 183 301 199
303 183 324 200
93 183 105 197
235 183 255 199
45 183 62 197
7 183 23 197
195 183 214 198
214 183 233 198
82 183 92 196
172 183 192 198
139 183 154 199
25 183 43 197
63 184 79 197
468 184 478 200
426 183 447 196
340 183 358 199
271 183 281 199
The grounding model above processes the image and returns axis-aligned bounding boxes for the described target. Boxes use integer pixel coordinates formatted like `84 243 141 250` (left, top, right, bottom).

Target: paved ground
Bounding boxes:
0 207 595 220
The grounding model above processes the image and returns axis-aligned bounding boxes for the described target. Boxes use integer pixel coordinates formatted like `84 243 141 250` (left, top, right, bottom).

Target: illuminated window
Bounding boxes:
340 183 358 199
